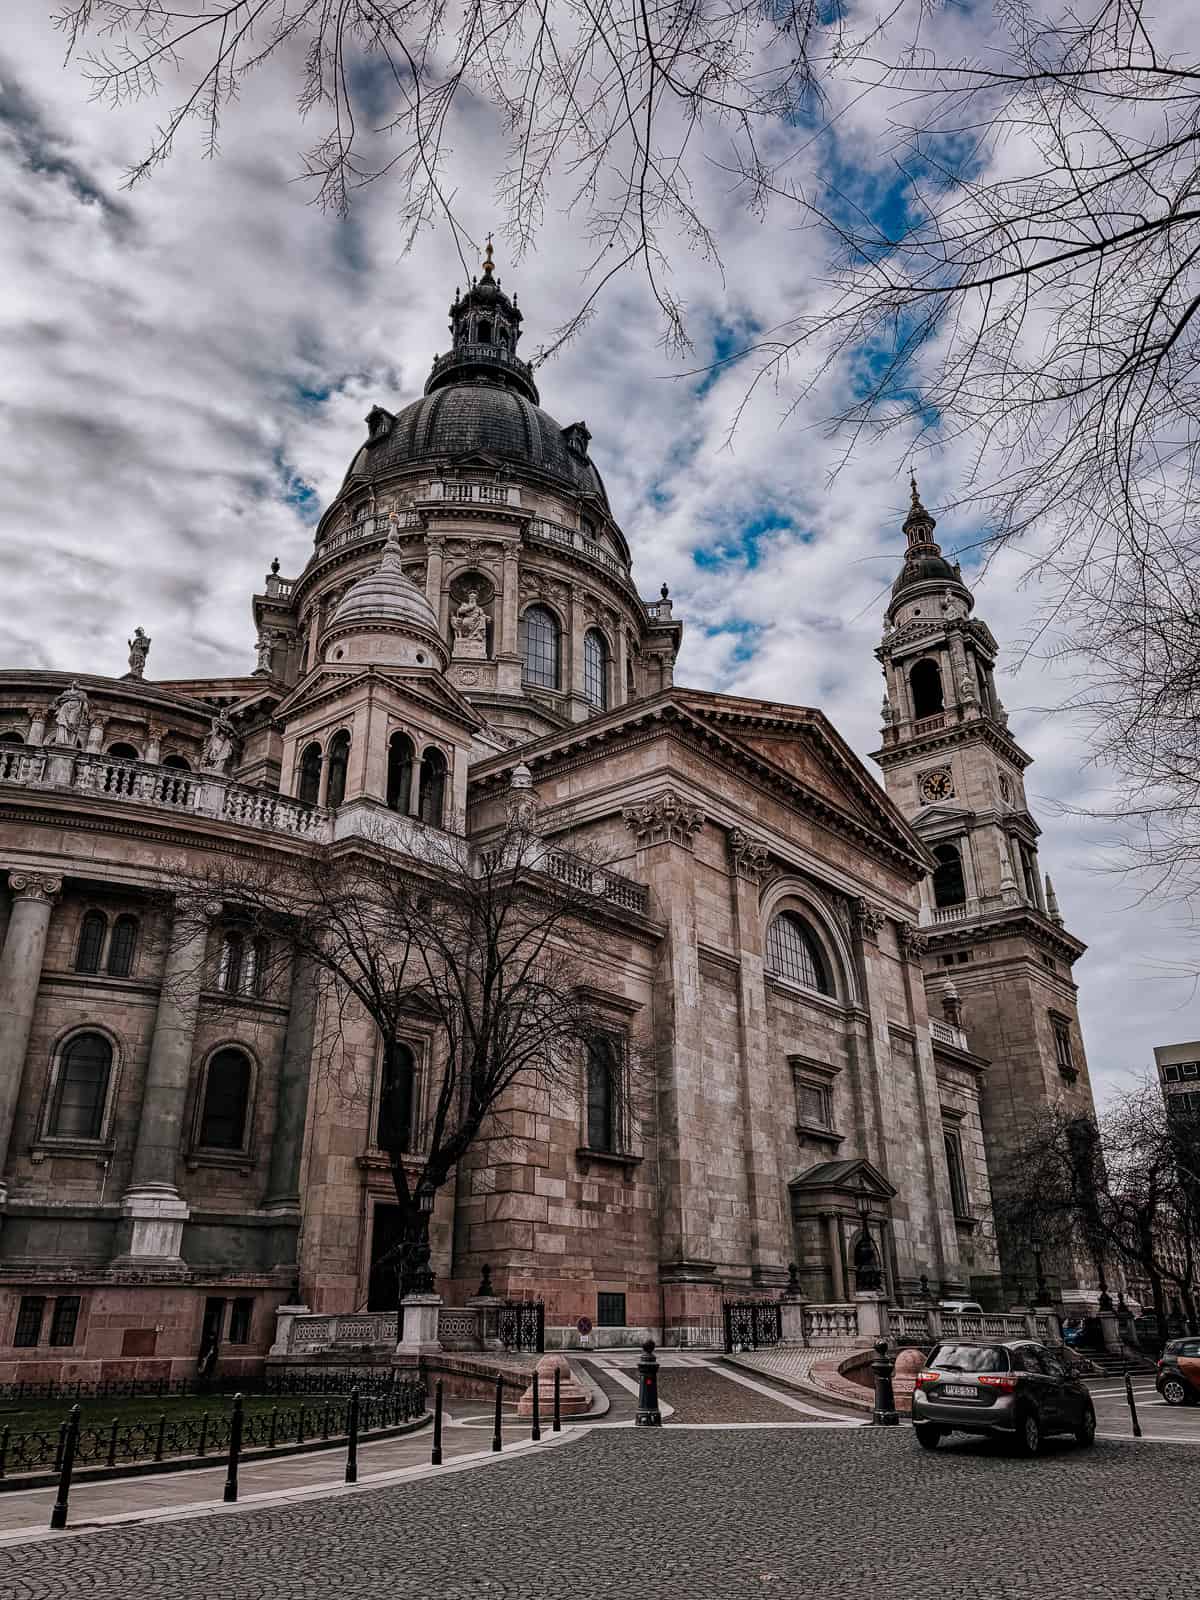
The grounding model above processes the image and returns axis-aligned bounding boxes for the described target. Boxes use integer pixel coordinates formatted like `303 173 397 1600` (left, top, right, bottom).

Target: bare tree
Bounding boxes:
174 807 648 1306
995 1081 1200 1344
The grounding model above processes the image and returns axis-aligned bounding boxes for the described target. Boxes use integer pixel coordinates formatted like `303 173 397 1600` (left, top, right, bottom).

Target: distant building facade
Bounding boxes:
0 254 1100 1379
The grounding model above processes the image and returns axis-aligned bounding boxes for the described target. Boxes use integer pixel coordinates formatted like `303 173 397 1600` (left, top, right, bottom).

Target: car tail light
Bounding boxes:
978 1374 1017 1392
916 1370 941 1387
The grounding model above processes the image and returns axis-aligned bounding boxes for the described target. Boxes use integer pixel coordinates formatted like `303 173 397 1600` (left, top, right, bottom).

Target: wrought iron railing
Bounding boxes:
0 1379 426 1480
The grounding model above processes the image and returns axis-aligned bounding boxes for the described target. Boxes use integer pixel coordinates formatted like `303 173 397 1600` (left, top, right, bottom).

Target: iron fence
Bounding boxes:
0 1368 404 1407
722 1299 783 1353
0 1380 426 1480
498 1300 545 1353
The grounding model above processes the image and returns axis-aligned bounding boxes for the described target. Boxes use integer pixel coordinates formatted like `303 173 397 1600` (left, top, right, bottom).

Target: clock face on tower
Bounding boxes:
919 767 955 803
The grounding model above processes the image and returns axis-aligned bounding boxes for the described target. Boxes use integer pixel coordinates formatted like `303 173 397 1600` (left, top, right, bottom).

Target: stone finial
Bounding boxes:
270 556 281 575
1044 873 1063 924
505 761 538 828
510 761 534 790
660 582 669 600
125 627 151 681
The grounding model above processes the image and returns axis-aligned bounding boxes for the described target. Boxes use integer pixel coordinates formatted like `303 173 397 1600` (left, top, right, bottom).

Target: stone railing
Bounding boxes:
643 598 674 622
427 343 535 387
275 1311 399 1355
541 849 649 916
0 747 334 844
929 1017 969 1050
316 508 424 563
803 1303 859 1343
920 892 1024 928
424 480 520 507
888 1307 1063 1344
526 518 633 586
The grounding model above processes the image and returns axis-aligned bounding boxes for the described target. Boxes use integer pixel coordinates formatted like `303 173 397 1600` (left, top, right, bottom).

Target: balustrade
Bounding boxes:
803 1303 859 1342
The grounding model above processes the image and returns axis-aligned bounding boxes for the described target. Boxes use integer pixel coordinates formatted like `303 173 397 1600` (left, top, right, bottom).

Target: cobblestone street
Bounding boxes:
2 1409 1196 1599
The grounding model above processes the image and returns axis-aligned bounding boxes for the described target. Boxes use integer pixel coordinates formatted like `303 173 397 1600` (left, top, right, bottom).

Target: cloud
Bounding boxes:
1 3 1195 1105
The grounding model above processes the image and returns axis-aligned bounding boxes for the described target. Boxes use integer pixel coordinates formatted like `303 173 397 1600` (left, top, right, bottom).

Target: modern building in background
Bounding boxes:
0 254 1100 1378
1155 1041 1200 1120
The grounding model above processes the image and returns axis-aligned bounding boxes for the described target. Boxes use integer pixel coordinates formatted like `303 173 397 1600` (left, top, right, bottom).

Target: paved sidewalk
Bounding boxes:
0 1402 551 1541
726 1344 871 1408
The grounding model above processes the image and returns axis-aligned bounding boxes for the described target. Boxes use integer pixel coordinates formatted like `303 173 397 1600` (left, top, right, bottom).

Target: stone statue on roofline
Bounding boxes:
50 681 89 747
126 627 151 680
201 710 237 774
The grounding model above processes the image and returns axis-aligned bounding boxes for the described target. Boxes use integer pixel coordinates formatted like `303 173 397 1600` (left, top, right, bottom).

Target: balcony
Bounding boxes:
422 480 520 508
919 891 1021 928
929 1017 970 1051
526 518 633 587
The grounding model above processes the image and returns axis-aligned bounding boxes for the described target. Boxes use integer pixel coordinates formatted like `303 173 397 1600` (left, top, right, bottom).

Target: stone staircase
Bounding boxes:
1085 1348 1158 1377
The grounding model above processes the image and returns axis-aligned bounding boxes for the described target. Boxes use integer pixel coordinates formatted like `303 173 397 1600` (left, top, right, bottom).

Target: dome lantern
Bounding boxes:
427 235 539 405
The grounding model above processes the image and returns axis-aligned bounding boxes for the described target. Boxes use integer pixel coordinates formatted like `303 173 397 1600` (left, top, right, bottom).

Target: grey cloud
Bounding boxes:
0 59 132 228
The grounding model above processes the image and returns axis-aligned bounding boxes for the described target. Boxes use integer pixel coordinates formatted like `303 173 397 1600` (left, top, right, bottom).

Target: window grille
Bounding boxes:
49 1297 81 1347
766 914 832 995
14 1296 45 1348
520 606 560 689
596 1292 626 1327
51 1033 112 1139
583 630 609 711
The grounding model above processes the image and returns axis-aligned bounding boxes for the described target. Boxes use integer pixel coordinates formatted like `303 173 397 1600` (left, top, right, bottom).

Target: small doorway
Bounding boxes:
198 1296 225 1376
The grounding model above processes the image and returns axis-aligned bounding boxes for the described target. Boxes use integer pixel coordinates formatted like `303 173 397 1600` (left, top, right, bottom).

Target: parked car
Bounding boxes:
937 1300 984 1315
911 1339 1096 1456
1157 1337 1200 1406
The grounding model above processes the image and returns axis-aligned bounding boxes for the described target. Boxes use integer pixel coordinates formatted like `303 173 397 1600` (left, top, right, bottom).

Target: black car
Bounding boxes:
1156 1337 1200 1406
911 1339 1096 1456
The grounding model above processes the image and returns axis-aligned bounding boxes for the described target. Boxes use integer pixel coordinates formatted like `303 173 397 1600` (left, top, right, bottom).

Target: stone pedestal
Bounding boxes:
779 1295 808 1347
268 1303 312 1357
395 1293 442 1355
1099 1308 1122 1353
853 1290 888 1346
468 1294 505 1351
114 1187 190 1266
517 1353 591 1418
452 635 487 662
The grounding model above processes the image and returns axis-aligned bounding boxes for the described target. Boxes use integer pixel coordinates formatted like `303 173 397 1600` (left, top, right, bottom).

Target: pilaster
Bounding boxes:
0 871 62 1204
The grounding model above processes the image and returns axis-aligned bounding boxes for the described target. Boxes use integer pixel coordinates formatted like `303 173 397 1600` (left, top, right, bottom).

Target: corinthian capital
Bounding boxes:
8 872 63 904
728 828 771 883
622 791 705 850
897 920 929 961
850 897 886 940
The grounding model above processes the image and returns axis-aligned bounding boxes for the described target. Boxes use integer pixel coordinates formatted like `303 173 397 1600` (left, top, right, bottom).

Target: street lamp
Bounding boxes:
1031 1232 1050 1307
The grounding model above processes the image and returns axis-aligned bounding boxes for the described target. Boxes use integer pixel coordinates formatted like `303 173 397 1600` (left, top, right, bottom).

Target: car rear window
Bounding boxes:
930 1344 1011 1372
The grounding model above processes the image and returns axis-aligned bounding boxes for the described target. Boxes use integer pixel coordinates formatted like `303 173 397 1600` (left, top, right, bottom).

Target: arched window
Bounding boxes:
326 730 351 807
162 754 190 772
298 742 322 805
108 742 139 761
477 319 493 344
583 629 609 712
586 1037 620 1153
243 936 269 997
0 731 23 744
75 911 107 974
909 658 944 719
766 912 833 995
50 1032 112 1140
107 914 138 977
932 843 967 908
520 605 560 689
219 932 245 995
377 1041 417 1151
198 1048 252 1149
387 732 415 812
418 747 448 829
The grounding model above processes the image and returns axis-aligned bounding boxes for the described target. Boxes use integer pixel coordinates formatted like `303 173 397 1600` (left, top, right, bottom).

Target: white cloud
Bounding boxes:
1 4 1195 1103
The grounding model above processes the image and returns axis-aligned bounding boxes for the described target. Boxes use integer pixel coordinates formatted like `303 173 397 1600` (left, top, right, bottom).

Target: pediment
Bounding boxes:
788 1157 897 1199
274 665 482 730
909 804 973 834
447 450 506 473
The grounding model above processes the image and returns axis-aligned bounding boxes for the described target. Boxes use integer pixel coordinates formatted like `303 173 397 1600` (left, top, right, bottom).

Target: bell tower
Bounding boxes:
873 477 1099 1308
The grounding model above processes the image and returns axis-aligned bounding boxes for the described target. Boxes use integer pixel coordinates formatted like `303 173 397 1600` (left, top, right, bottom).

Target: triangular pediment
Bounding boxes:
275 665 482 730
447 450 506 473
788 1157 897 1199
909 804 974 834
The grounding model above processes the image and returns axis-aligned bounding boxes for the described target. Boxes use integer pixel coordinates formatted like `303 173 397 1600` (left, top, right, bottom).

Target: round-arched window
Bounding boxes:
387 731 415 812
583 629 609 712
298 742 322 805
419 746 448 829
326 730 351 807
932 843 967 908
199 1048 253 1149
910 659 944 719
766 912 833 996
50 1032 113 1140
520 605 560 690
108 742 140 761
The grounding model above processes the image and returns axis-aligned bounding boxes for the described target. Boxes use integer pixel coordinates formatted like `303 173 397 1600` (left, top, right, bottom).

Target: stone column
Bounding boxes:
615 627 629 707
27 705 48 747
424 534 445 615
824 1213 847 1301
0 872 62 1203
727 828 786 1283
264 954 318 1211
145 721 166 765
117 902 209 1262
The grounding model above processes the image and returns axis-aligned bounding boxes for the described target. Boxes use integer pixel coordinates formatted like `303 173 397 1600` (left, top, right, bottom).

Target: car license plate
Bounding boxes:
943 1384 975 1398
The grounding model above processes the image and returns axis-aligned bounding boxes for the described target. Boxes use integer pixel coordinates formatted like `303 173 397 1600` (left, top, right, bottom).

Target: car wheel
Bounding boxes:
913 1425 943 1450
1161 1377 1189 1407
1011 1409 1041 1457
1073 1406 1096 1447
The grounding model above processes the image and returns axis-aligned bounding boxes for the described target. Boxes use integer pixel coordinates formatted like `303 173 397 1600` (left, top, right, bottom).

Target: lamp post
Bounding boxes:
1031 1233 1050 1307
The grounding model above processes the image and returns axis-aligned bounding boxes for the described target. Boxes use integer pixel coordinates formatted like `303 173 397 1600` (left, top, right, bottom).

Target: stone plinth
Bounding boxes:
112 1187 190 1266
395 1293 442 1355
517 1352 591 1417
268 1303 312 1356
468 1294 505 1350
891 1346 927 1413
853 1291 887 1346
779 1295 808 1347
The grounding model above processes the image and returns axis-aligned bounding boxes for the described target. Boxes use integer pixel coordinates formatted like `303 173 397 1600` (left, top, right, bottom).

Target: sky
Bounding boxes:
2 3 1197 1105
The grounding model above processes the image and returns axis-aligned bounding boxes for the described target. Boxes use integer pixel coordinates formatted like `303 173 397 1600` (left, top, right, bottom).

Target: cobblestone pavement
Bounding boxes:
2 1426 1194 1599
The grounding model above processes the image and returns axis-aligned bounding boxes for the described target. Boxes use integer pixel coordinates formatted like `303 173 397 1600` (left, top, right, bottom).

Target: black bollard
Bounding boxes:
345 1389 360 1484
197 1411 208 1459
49 1405 81 1530
871 1339 899 1426
431 1381 444 1466
106 1417 119 1469
154 1413 166 1462
54 1420 67 1474
531 1370 541 1441
223 1393 244 1504
1124 1368 1143 1439
492 1373 504 1453
553 1366 562 1432
636 1339 662 1426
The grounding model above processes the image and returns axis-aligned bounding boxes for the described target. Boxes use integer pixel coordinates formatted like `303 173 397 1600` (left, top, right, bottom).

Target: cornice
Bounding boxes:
872 715 1032 772
922 906 1087 964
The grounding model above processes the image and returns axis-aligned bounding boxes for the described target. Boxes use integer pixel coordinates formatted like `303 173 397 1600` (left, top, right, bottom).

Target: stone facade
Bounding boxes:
0 266 1094 1377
